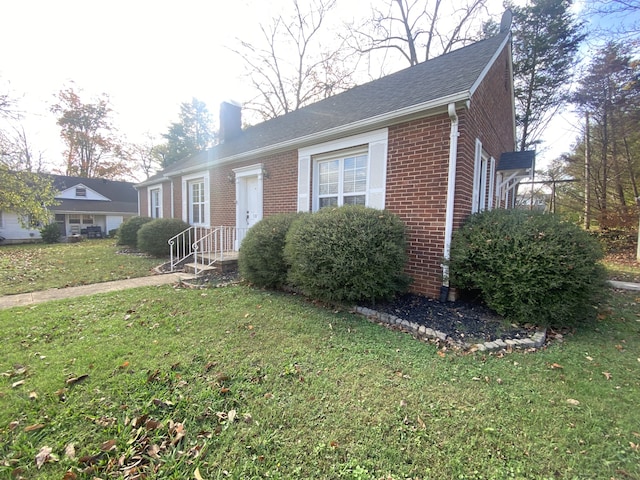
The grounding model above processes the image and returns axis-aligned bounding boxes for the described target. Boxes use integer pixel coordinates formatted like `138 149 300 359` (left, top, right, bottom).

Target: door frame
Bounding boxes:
233 164 264 243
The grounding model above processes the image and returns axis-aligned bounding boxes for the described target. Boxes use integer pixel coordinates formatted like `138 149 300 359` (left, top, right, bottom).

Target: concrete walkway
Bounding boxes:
1 276 638 311
0 273 194 310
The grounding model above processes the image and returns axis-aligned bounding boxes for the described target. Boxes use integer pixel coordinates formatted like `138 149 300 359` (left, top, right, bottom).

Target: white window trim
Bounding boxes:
298 128 388 212
148 185 163 219
314 148 369 210
181 171 210 227
472 140 494 213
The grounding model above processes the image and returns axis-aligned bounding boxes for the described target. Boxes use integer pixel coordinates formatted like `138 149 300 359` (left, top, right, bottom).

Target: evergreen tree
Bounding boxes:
159 98 214 167
511 0 585 151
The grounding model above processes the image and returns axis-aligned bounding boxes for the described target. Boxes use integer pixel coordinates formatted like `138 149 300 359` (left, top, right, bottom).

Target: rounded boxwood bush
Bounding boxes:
284 205 410 303
449 209 606 327
40 223 61 244
137 218 191 257
117 216 153 248
238 212 304 288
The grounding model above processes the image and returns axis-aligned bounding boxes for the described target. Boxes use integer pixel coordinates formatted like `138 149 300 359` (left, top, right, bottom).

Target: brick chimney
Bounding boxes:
219 101 242 143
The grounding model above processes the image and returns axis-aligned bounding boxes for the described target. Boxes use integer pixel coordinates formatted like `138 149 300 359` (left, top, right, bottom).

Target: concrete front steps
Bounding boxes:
183 251 239 276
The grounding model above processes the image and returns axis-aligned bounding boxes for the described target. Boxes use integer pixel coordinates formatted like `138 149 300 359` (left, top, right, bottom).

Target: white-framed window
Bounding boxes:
181 171 209 226
299 129 388 212
75 187 87 197
317 151 368 208
472 139 494 213
150 188 162 218
69 214 94 225
189 179 205 225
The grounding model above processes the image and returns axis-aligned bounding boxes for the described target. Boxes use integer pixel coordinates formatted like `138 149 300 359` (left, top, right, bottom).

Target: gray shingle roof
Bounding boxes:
146 31 509 181
50 175 138 214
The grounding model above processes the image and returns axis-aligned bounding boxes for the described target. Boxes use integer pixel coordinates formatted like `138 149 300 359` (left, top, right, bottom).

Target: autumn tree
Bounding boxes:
127 133 164 180
51 86 131 179
568 42 640 226
0 81 57 226
510 0 585 152
346 0 491 68
158 98 214 167
232 0 354 121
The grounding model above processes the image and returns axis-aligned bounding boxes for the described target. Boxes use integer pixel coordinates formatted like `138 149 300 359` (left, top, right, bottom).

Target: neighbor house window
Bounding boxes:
317 152 367 209
75 187 87 197
189 179 205 225
69 214 81 224
150 188 161 218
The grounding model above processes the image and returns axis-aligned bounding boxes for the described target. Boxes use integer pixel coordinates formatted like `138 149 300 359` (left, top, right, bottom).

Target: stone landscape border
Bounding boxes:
354 305 546 352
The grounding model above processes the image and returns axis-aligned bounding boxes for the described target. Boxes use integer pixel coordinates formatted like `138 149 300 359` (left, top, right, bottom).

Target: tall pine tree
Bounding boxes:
511 0 585 152
158 98 214 167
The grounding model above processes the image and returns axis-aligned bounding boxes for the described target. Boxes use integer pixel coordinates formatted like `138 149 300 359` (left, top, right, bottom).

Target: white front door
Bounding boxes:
234 164 264 249
244 176 261 229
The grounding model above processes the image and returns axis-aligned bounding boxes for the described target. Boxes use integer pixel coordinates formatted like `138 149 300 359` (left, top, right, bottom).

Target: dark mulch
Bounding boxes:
368 293 536 344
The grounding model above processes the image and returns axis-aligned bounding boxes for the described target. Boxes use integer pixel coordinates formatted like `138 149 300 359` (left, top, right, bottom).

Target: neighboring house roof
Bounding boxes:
141 31 510 185
50 175 138 215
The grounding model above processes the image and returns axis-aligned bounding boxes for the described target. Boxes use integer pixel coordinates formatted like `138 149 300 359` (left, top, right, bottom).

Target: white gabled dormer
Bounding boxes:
56 183 111 201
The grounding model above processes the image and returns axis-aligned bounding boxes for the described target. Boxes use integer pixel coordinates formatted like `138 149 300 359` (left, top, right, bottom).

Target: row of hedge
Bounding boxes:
238 207 411 304
241 207 606 328
116 216 190 257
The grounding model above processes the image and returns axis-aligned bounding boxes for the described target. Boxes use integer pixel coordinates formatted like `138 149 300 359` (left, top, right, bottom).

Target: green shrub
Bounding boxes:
284 206 410 303
137 218 191 257
117 216 153 248
108 228 119 239
39 223 61 244
238 212 303 288
449 209 606 327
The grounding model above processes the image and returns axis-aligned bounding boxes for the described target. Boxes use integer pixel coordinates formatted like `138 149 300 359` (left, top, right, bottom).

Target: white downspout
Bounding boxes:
441 102 459 301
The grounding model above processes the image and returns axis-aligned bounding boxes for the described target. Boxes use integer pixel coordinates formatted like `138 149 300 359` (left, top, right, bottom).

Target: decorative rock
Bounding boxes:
425 328 436 338
494 339 507 348
484 341 498 350
418 325 427 335
435 331 447 341
475 343 487 352
505 339 517 347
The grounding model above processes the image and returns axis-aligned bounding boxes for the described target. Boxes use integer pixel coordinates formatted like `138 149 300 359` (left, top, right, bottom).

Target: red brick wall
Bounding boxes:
209 150 299 226
385 114 451 298
457 45 515 219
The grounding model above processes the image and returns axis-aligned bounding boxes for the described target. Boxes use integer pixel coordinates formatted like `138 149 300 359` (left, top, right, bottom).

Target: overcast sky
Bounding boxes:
1 0 631 178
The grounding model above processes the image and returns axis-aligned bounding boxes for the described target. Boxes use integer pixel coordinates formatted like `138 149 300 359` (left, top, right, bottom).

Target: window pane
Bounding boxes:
319 197 338 208
344 195 366 206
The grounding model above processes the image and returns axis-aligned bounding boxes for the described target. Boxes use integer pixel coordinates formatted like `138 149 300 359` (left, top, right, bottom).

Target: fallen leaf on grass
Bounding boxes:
566 399 580 406
119 361 130 369
194 467 205 480
24 423 45 432
64 443 76 459
550 363 563 369
62 470 77 479
66 374 89 386
9 421 19 431
35 446 53 469
11 380 25 388
29 391 38 400
100 439 117 451
630 442 639 452
602 372 612 380
436 351 446 358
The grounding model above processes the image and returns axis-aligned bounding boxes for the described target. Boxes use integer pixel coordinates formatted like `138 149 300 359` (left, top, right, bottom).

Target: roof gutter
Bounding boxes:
441 102 459 302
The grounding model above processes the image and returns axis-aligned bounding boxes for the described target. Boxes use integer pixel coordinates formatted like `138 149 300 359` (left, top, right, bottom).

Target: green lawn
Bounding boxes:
1 284 638 479
0 240 162 295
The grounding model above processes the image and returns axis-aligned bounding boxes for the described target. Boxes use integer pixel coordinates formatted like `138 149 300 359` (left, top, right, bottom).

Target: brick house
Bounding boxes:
136 27 533 300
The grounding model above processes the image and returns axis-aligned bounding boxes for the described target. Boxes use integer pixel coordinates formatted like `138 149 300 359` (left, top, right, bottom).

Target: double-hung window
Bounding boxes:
189 179 205 225
317 152 367 208
150 188 161 218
